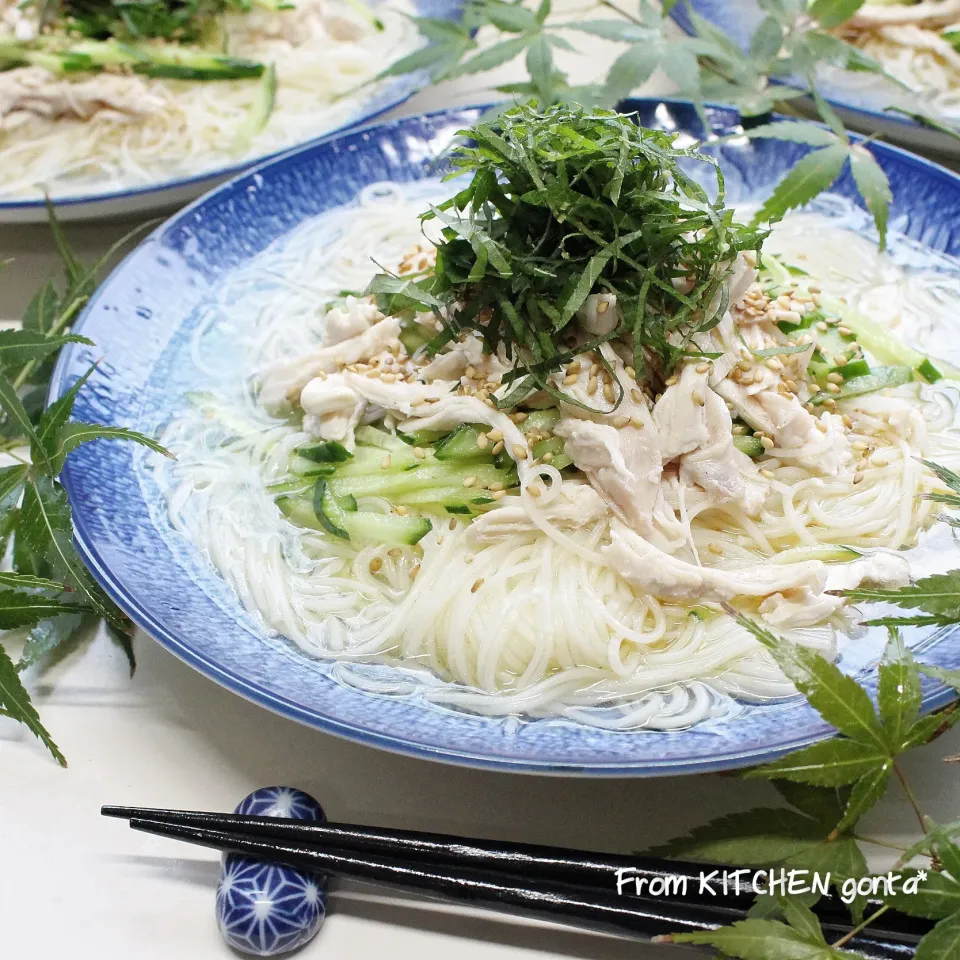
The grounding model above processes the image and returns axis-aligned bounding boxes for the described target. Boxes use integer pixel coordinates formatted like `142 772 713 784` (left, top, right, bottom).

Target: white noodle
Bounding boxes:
147 186 960 731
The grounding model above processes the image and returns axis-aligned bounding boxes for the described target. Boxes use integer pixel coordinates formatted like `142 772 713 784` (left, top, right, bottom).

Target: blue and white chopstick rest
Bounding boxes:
216 786 328 955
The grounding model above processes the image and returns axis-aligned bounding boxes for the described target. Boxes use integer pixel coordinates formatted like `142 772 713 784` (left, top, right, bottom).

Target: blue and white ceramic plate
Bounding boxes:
670 1 960 158
52 100 960 775
0 0 464 224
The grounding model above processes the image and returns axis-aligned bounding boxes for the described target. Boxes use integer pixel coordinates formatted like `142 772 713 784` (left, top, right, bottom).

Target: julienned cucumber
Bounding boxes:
330 462 515 499
812 365 913 404
733 435 764 458
434 425 489 461
299 440 353 463
820 294 958 380
276 485 431 546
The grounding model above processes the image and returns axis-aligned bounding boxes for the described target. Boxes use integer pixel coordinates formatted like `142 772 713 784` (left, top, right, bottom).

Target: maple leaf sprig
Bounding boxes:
655 610 960 958
376 0 906 246
0 207 171 766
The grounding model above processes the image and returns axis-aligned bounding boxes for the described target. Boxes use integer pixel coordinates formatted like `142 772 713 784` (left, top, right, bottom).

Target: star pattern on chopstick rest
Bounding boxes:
216 786 329 957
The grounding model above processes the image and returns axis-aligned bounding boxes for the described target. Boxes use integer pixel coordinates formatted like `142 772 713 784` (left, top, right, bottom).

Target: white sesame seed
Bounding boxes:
696 363 711 374
826 382 842 394
369 557 383 573
471 578 484 593
760 469 775 479
414 446 426 459
512 444 528 460
380 455 392 469
492 489 506 500
463 476 476 488
692 389 705 407
613 415 631 428
492 441 504 455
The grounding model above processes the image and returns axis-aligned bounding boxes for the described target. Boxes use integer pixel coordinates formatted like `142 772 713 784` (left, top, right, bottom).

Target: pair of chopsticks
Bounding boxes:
102 806 925 958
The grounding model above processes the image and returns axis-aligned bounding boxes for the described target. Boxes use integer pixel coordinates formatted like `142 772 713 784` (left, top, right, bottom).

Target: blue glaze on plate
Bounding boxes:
0 0 466 219
50 99 960 775
669 2 958 153
217 787 328 956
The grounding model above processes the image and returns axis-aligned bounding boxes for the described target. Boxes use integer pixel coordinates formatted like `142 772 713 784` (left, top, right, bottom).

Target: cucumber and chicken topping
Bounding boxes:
273 421 549 547
758 255 951 404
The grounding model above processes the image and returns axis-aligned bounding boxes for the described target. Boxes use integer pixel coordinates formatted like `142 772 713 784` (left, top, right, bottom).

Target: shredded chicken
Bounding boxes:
603 521 827 603
467 483 608 543
848 0 960 29
259 316 401 414
398 395 534 476
0 67 164 128
419 333 507 384
321 297 383 348
553 346 664 533
300 373 366 446
759 552 912 628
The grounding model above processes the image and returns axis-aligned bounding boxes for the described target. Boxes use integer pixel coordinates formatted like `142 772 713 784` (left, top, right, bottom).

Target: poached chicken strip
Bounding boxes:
552 345 664 534
259 316 401 414
603 521 827 604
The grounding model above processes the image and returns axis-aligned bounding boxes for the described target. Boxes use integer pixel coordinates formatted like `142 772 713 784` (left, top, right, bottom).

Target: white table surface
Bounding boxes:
2 17 959 959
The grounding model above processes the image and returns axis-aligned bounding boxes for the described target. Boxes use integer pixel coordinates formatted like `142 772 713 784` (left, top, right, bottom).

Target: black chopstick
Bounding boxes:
101 805 926 940
117 814 918 959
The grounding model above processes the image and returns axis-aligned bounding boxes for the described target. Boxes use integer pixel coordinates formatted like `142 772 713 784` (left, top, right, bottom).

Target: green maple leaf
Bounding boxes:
0 639 65 766
669 904 861 959
842 569 960 628
726 610 949 831
754 143 850 226
808 0 866 30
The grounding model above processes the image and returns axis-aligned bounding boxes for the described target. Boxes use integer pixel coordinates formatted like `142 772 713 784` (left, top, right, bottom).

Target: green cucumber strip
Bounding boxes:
531 436 574 469
298 440 353 463
291 456 336 477
267 477 313 495
334 445 417 475
752 343 812 359
393 485 500 507
330 462 515 499
918 358 943 383
759 253 791 291
821 294 960 379
434 424 494 461
733 435 764 458
398 323 432 355
837 359 871 380
355 425 415 454
234 62 276 151
813 365 913 404
520 409 560 436
315 479 350 539
340 512 431 545
776 309 824 334
278 488 431 545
